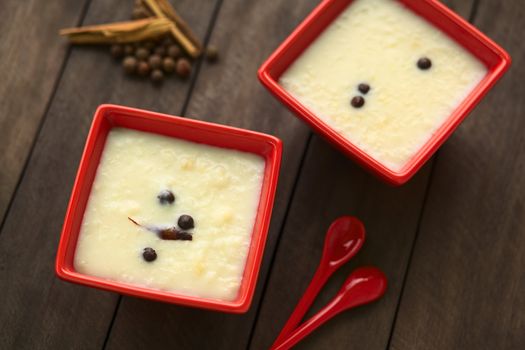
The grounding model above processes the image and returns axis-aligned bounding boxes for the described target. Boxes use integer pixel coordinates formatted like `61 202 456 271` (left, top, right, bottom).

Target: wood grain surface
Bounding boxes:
0 1 523 350
0 0 89 223
389 1 525 349
249 136 433 350
105 0 319 348
0 0 217 349
248 1 478 349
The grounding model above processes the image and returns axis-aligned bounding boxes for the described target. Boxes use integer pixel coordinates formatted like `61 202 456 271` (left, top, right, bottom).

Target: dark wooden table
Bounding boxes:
1 0 524 349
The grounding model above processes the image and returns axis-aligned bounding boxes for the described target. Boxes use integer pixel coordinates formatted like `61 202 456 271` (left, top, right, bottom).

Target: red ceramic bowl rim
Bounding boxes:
55 104 282 313
258 0 511 185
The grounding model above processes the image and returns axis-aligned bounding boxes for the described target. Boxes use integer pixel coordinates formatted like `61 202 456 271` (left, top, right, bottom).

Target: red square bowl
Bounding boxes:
55 104 282 313
258 0 510 185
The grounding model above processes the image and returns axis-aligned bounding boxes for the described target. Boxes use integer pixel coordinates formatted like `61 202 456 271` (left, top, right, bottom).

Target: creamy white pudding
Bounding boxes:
74 128 265 301
280 0 487 171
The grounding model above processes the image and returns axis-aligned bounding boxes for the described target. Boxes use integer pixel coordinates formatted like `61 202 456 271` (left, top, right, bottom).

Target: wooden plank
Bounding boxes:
248 1 477 349
0 0 89 222
0 1 217 349
389 1 525 349
104 0 320 349
250 136 433 350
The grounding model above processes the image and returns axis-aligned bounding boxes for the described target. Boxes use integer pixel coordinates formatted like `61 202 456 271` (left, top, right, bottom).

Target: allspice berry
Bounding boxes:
110 44 124 59
124 44 135 56
154 46 166 56
158 190 175 204
137 61 150 77
142 247 157 262
176 58 192 78
417 57 432 70
148 54 162 69
206 45 219 62
144 41 155 50
151 69 164 84
123 56 138 74
162 36 174 47
135 47 149 60
351 96 365 108
167 45 181 59
162 57 176 73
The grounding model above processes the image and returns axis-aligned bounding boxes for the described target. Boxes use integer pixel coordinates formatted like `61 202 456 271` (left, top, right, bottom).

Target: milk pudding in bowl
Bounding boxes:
260 0 510 184
75 128 265 301
56 105 282 312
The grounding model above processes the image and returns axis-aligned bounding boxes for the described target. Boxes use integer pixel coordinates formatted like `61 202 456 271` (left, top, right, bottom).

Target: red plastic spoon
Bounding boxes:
272 267 387 350
272 216 365 346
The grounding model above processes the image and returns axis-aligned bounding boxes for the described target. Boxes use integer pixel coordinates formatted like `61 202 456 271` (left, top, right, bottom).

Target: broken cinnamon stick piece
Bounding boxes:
169 24 199 58
155 0 202 50
142 0 201 58
60 18 172 44
142 0 164 17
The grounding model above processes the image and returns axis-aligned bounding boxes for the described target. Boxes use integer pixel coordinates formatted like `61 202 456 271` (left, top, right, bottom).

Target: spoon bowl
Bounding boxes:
272 267 387 350
323 216 365 270
272 216 365 346
334 266 387 311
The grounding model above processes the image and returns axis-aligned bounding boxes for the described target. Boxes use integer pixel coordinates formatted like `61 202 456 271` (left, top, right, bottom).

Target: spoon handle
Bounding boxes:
272 265 331 346
271 294 343 350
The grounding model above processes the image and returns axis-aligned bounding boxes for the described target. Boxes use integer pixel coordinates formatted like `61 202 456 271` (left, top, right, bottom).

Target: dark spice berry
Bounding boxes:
154 46 166 56
358 83 370 94
157 190 175 204
142 247 157 262
144 41 155 50
178 215 194 230
176 58 192 78
148 54 162 69
351 96 365 108
110 44 124 59
167 45 181 59
151 69 164 84
162 36 174 47
123 56 138 74
206 45 219 62
137 61 150 77
135 47 149 60
162 57 176 73
124 44 135 56
417 57 432 70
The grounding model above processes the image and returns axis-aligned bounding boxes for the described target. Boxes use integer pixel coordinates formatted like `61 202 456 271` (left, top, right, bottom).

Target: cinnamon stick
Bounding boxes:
59 18 172 44
142 0 201 58
155 0 202 50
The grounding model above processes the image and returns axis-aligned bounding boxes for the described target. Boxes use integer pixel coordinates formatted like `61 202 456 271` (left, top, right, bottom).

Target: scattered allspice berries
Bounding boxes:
124 44 135 55
137 61 150 76
151 69 164 84
135 47 149 60
162 57 176 73
115 34 196 83
60 0 220 85
148 54 162 69
110 44 124 58
167 44 181 59
176 58 191 78
206 45 219 62
123 56 138 74
144 40 155 50
154 46 166 56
